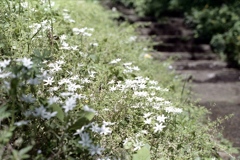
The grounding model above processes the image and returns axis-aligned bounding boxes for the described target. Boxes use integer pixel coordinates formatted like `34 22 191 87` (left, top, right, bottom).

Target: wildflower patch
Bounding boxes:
0 0 234 159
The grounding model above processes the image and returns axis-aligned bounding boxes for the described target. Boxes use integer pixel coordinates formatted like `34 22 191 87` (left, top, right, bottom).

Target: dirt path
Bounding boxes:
105 2 240 153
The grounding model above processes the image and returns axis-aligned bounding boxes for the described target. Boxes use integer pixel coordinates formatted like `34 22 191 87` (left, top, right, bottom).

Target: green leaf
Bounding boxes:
68 111 95 131
19 146 32 156
11 146 32 160
123 141 132 150
89 54 99 62
12 149 19 159
132 144 151 160
0 130 13 143
43 49 51 57
51 104 64 122
82 111 95 121
0 43 4 48
0 106 10 121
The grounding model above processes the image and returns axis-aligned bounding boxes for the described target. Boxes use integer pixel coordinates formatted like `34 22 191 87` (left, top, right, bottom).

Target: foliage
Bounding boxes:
186 4 240 66
186 5 240 42
116 0 240 66
0 0 237 159
114 0 239 17
211 22 240 68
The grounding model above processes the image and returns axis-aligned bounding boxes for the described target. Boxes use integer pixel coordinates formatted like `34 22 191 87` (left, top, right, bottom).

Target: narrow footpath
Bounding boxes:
106 2 240 151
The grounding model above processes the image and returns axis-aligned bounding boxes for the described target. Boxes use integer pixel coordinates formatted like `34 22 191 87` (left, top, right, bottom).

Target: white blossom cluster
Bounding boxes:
58 26 95 51
0 2 185 157
106 59 183 152
29 20 53 36
62 9 75 23
0 53 111 157
74 121 115 155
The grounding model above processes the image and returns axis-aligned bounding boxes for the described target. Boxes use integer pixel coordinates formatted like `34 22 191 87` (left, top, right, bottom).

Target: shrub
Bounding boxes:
115 0 240 67
186 5 240 42
114 0 239 17
186 4 240 66
211 22 240 67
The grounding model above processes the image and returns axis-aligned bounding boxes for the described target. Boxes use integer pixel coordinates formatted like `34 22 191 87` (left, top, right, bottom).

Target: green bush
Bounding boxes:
211 22 240 67
116 0 240 66
0 0 237 159
186 4 240 66
186 5 240 42
115 0 239 17
113 0 179 17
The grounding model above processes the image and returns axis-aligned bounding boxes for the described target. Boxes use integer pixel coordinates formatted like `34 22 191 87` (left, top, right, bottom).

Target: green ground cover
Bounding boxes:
0 0 237 159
